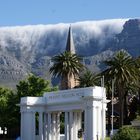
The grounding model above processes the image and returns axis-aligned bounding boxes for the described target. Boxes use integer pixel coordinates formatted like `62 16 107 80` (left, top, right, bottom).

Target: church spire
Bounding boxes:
65 25 75 54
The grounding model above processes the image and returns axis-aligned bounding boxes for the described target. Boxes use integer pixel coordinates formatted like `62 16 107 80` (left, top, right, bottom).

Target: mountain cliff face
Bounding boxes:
102 19 140 56
0 19 140 88
0 50 28 87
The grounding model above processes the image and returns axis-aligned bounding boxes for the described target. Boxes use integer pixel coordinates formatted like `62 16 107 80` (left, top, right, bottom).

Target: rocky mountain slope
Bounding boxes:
0 18 140 88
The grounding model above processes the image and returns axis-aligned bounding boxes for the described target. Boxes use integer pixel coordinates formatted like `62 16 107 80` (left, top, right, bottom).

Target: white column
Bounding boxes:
32 112 36 140
104 107 106 138
77 111 82 140
69 111 74 140
56 112 61 140
21 111 24 140
84 103 97 140
77 111 82 130
21 111 35 140
65 112 69 140
39 112 43 140
73 112 78 140
43 113 48 140
84 108 88 140
47 112 52 140
52 113 56 140
97 107 101 139
102 103 106 139
92 106 97 140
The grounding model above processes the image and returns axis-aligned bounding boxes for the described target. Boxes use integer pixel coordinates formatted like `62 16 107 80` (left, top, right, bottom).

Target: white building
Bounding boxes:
20 86 109 140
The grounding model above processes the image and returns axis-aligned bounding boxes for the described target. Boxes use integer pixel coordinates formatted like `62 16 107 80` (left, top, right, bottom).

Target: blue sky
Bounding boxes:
0 0 140 26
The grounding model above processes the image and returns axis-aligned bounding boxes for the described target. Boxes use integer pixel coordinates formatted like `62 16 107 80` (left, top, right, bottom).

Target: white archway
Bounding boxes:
20 87 109 140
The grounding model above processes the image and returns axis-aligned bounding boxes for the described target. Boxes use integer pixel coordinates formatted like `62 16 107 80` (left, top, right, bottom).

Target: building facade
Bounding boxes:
20 87 109 140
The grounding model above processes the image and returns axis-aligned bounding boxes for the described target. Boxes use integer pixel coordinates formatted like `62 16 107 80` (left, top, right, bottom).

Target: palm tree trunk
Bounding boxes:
107 102 111 135
119 94 124 127
124 92 129 124
138 88 140 115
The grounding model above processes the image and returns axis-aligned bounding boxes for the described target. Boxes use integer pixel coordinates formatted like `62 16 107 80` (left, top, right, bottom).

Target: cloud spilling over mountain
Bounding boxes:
0 19 127 57
1 18 140 88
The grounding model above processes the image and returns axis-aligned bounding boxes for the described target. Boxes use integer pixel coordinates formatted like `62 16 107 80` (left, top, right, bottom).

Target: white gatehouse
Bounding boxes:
20 86 109 140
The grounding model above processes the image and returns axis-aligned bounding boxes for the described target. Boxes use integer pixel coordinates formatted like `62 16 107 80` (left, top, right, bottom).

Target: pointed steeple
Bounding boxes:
65 26 76 54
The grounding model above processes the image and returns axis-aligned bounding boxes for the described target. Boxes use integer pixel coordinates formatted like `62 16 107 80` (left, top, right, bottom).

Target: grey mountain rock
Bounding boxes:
0 50 28 87
0 19 140 88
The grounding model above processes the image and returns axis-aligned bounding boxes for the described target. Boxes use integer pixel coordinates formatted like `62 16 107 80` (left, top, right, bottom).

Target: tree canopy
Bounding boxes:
103 50 137 127
78 70 100 87
50 51 84 89
0 74 57 138
16 74 58 97
50 51 84 78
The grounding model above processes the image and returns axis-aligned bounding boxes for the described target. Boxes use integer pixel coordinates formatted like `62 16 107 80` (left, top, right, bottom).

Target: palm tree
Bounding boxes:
50 51 84 89
78 70 100 87
103 50 137 127
134 56 140 115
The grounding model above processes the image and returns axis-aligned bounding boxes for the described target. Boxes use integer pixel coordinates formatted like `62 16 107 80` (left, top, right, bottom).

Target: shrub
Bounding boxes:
112 126 140 140
105 137 110 140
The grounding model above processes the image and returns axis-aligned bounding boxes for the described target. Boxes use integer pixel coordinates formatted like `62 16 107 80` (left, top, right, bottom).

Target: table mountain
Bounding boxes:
0 19 140 88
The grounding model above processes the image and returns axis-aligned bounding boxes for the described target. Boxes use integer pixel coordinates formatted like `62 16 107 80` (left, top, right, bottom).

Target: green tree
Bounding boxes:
0 75 57 138
103 76 114 135
16 74 58 97
0 87 12 129
50 51 84 89
112 126 140 140
78 70 100 87
134 56 140 115
103 50 137 127
0 87 19 138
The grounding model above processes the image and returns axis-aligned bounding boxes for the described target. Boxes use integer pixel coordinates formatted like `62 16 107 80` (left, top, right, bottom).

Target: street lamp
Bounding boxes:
111 79 115 139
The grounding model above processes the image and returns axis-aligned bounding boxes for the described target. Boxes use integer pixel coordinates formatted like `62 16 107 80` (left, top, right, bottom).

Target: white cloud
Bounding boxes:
0 19 128 53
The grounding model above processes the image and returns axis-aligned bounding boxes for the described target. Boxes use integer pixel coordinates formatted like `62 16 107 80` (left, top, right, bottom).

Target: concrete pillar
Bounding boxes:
32 112 36 140
77 111 82 140
73 112 78 140
69 111 74 140
84 103 97 140
47 112 52 140
102 103 106 139
84 109 88 139
77 111 82 130
39 112 43 140
21 111 24 140
104 107 106 138
21 111 35 140
56 112 61 140
97 107 101 139
43 113 48 140
52 113 56 140
65 112 69 140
